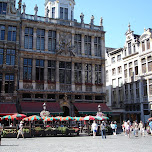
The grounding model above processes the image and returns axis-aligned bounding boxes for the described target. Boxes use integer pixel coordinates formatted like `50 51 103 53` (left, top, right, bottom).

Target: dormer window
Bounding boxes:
60 7 68 20
128 42 131 55
52 7 55 18
142 41 145 51
147 39 150 50
0 2 7 15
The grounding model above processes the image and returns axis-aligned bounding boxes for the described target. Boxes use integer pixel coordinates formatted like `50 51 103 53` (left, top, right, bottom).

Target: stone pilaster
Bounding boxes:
56 60 59 91
16 25 20 43
72 33 75 46
71 62 75 91
1 73 5 94
92 64 95 92
14 73 17 94
101 35 105 58
19 57 23 89
21 26 25 49
32 58 36 89
45 30 48 51
81 34 85 56
5 25 8 41
44 59 48 90
33 27 37 50
91 36 95 56
82 63 85 92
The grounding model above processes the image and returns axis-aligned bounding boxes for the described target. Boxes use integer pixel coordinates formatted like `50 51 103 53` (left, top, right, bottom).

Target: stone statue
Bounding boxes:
10 0 17 14
80 12 84 24
18 0 22 11
90 15 94 25
100 17 103 26
45 6 49 17
34 4 38 16
22 3 26 14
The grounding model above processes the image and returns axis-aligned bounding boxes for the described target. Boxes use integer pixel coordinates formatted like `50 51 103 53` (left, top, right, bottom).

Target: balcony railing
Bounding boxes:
22 14 103 31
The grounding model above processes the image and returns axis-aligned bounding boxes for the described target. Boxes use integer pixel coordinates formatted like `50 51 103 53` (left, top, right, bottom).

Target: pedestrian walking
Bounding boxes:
110 122 115 135
91 121 98 138
149 121 152 136
100 121 106 139
17 121 24 139
122 121 125 134
0 125 2 146
134 121 138 137
126 121 131 138
114 121 117 135
138 121 145 136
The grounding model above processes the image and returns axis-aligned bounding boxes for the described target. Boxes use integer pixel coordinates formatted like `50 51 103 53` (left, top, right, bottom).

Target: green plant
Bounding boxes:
57 127 68 134
23 128 30 133
34 127 43 132
45 127 53 131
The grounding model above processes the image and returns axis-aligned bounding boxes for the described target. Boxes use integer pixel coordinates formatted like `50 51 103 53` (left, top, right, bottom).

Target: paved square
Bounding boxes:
0 133 152 152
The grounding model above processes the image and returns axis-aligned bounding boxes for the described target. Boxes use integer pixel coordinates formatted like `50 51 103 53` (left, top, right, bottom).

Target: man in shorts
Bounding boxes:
17 121 24 139
91 121 98 138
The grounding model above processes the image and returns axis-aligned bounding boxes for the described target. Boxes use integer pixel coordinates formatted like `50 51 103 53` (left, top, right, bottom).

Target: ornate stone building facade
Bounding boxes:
0 0 108 116
106 24 152 124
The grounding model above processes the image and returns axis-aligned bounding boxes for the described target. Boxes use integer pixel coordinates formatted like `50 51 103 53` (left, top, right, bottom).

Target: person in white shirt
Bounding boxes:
91 121 98 138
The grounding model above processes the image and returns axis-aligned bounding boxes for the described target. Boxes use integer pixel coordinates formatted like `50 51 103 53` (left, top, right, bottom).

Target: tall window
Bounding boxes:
117 54 121 61
0 49 3 65
147 39 150 50
65 8 68 20
148 56 152 72
134 60 138 75
59 61 71 84
74 63 82 83
52 7 55 18
112 68 116 75
118 66 122 74
142 41 145 51
111 57 115 63
60 7 63 19
118 77 122 87
128 42 131 55
74 34 81 55
95 64 102 84
5 74 14 93
0 25 5 40
0 2 7 14
112 79 116 88
141 58 146 73
24 27 33 49
149 79 152 95
84 36 91 56
36 60 44 81
48 60 56 82
85 64 92 83
60 7 68 20
6 49 15 65
36 29 45 51
48 30 56 52
0 74 2 93
125 84 128 99
94 37 101 57
136 82 139 98
143 80 147 96
23 58 32 80
124 64 127 78
8 26 16 41
71 10 73 20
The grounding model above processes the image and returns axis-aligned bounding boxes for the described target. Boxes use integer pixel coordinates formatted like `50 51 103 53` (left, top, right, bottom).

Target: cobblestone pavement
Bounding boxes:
0 133 152 152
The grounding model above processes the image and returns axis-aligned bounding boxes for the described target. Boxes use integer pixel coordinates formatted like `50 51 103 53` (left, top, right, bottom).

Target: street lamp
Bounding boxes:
43 102 46 111
98 105 101 112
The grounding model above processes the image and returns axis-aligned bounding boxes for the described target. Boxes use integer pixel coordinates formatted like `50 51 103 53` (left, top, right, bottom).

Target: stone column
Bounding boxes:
91 36 95 56
44 59 48 90
33 27 37 50
72 33 75 46
92 64 95 92
1 73 5 94
56 30 60 44
32 58 36 89
102 63 106 93
45 30 48 51
16 25 20 43
71 62 75 91
56 60 59 91
81 34 85 56
19 57 23 89
101 35 105 58
4 25 8 41
82 63 85 92
21 26 25 49
14 73 17 94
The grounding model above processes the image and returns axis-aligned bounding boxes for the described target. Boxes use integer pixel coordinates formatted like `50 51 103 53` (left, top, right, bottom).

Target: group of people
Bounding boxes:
122 120 148 138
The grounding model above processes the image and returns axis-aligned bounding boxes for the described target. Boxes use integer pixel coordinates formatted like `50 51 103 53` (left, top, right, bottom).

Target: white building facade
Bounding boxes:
106 25 152 124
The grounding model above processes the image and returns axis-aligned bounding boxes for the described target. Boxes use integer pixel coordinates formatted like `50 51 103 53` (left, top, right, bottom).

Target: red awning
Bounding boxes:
0 103 17 115
20 102 63 114
73 103 111 113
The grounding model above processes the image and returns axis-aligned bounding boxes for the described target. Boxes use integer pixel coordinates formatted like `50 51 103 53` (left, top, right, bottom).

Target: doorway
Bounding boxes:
63 106 70 116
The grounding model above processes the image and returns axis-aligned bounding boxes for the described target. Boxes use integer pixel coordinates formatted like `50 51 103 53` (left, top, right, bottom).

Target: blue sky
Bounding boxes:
17 0 152 48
